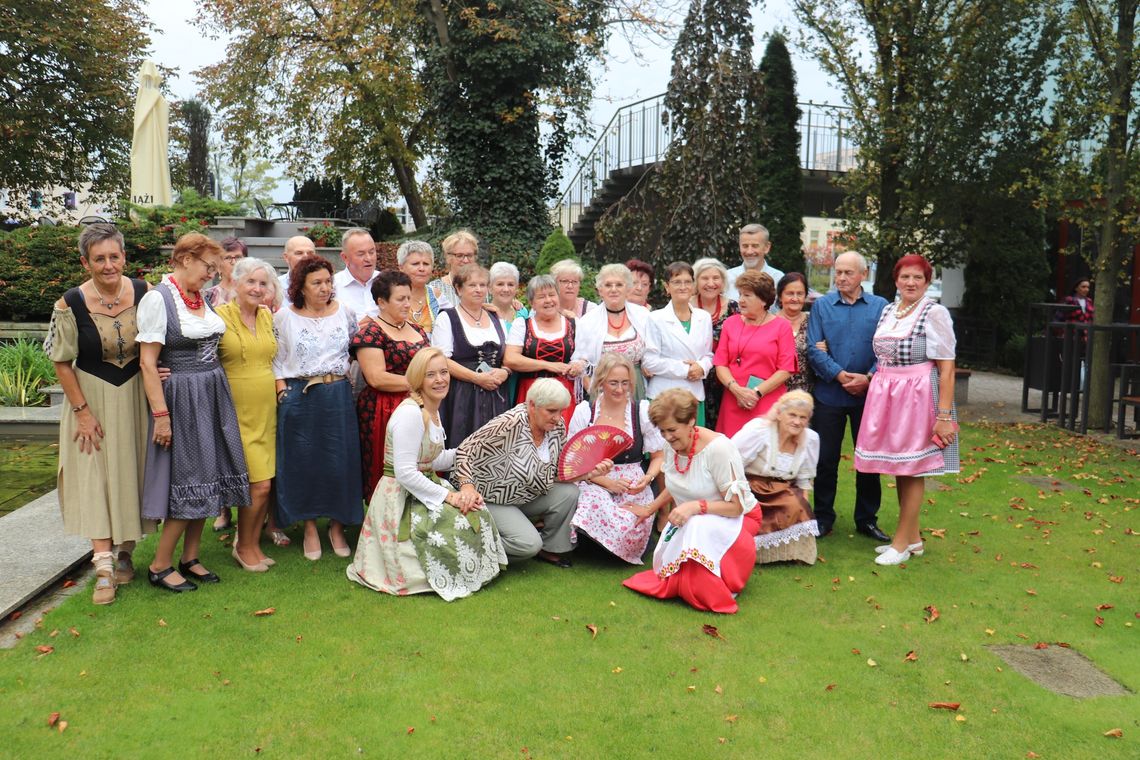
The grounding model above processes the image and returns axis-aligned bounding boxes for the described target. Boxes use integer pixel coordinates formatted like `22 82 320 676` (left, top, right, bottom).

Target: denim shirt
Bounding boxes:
806 289 888 407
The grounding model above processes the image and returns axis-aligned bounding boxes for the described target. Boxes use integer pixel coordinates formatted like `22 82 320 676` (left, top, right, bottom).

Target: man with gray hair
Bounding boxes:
806 251 889 540
278 235 316 303
452 379 612 567
726 223 785 301
333 227 379 319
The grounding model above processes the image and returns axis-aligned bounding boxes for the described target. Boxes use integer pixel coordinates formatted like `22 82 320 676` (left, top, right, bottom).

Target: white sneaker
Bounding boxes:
875 542 924 556
874 546 912 565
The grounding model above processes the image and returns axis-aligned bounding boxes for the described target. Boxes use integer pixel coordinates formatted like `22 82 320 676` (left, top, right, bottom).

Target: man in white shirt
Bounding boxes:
332 227 379 319
725 223 785 301
278 235 317 303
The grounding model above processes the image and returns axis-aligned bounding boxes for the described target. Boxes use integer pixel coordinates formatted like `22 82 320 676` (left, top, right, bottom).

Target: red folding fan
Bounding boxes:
557 425 635 481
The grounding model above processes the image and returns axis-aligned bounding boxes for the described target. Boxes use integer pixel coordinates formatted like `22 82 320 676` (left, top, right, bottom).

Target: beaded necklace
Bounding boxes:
169 276 203 311
674 428 700 474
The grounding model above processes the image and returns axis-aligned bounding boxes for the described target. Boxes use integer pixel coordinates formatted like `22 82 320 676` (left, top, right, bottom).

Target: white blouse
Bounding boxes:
876 297 956 360
571 300 651 368
642 302 714 400
664 434 755 511
388 402 456 506
272 302 357 379
136 275 226 344
506 315 568 347
431 311 501 358
731 417 819 490
567 400 665 454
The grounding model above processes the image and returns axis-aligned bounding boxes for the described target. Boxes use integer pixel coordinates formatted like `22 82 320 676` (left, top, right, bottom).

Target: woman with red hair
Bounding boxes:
854 254 959 566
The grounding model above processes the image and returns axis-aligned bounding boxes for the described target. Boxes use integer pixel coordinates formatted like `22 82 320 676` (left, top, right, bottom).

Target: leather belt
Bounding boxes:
300 373 347 393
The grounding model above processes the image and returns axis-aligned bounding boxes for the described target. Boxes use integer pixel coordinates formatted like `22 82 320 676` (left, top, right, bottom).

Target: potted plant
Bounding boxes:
301 222 340 248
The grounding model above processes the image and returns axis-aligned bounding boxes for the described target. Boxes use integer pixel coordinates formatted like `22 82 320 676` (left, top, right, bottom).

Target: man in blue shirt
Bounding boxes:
806 252 889 540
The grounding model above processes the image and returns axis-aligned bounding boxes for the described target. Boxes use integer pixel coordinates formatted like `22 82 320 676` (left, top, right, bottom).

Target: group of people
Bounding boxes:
48 220 958 614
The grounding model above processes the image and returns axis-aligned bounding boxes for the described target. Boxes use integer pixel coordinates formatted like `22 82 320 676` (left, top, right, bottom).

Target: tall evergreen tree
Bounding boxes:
182 100 212 198
752 33 804 274
594 0 757 269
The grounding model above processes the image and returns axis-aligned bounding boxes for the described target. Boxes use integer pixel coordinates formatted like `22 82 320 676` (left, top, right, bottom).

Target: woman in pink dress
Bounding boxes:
855 255 959 566
623 389 757 614
568 353 664 563
713 270 795 437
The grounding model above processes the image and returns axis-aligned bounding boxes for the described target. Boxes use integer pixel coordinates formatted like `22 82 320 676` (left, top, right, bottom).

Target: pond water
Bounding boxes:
0 438 57 516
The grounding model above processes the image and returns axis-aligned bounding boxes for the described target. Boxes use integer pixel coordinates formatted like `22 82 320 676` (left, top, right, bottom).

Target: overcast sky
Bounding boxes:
144 0 846 202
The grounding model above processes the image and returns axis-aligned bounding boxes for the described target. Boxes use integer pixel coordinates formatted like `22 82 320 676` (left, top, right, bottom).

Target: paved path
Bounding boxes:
0 490 89 620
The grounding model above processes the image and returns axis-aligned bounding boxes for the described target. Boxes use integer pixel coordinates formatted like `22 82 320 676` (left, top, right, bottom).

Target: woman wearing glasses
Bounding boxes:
428 229 478 309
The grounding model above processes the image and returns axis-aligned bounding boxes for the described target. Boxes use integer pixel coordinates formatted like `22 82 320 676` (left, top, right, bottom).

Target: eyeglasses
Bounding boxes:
221 255 243 263
557 279 579 286
192 257 219 275
605 379 631 389
669 279 694 287
448 252 475 261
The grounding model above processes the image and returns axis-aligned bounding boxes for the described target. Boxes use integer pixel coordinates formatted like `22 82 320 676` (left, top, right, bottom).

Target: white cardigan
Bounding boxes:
642 302 714 400
570 300 652 369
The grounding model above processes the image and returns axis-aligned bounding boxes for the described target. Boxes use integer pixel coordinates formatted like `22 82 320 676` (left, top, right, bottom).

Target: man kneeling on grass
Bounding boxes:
451 379 613 568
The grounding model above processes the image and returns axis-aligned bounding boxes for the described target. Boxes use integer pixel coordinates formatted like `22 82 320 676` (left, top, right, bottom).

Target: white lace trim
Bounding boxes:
755 520 819 549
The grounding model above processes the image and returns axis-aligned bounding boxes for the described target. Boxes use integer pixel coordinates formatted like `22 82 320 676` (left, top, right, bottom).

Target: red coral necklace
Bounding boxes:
674 428 700 474
169 276 203 311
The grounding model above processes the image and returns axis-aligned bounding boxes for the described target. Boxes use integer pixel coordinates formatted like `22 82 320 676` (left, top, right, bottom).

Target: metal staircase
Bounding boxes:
554 94 856 251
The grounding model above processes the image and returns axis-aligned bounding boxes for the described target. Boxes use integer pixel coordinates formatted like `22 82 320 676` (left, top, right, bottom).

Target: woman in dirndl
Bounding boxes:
571 263 652 401
137 233 250 592
732 390 821 565
623 389 757 614
347 348 507 599
504 274 586 427
568 353 664 563
855 254 959 566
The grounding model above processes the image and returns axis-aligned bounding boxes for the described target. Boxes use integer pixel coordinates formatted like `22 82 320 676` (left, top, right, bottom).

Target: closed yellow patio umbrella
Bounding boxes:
130 60 172 207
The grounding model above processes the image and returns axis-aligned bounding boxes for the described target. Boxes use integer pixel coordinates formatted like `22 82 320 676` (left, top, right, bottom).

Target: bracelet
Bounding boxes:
938 408 953 414
152 410 170 419
71 402 88 414
698 499 708 515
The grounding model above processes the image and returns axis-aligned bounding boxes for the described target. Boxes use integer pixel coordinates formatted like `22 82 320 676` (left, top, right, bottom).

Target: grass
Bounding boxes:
0 422 1137 758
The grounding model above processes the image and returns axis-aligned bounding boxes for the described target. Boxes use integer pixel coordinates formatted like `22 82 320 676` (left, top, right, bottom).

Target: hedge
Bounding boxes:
0 223 167 320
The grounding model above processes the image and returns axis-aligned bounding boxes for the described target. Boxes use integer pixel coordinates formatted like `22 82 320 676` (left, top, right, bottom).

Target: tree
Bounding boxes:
753 33 804 274
0 1 151 209
212 150 278 210
195 0 430 228
594 0 758 270
791 0 1058 297
182 100 212 197
1045 1 1140 426
420 0 609 267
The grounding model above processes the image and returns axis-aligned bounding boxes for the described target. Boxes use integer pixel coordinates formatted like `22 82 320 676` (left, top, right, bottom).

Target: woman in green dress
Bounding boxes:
346 348 507 600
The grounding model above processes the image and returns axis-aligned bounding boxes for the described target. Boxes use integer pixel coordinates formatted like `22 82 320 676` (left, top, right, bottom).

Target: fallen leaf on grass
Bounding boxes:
1020 562 1038 569
68 628 79 638
158 619 167 627
985 628 995 636
866 658 878 667
252 607 276 617
904 650 918 662
57 721 68 733
725 714 738 723
702 624 726 641
1025 589 1037 596
960 653 969 661
851 648 861 655
1104 728 1123 738
955 715 967 723
406 727 415 735
48 629 59 638
924 605 940 624
686 685 696 692
718 737 726 744
714 684 723 694
929 702 961 711
586 624 598 640
1095 604 1114 611
1108 575 1123 583
35 645 53 655
1054 641 1071 648
927 528 946 539
612 667 622 674
61 580 76 589
1033 642 1049 650
1027 752 1040 758
825 683 837 691
1094 616 1105 628
47 712 60 728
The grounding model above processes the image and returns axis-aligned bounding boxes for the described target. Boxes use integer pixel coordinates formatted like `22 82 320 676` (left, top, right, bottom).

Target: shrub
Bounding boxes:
125 188 245 229
0 337 56 407
373 208 404 239
536 229 576 274
0 223 167 320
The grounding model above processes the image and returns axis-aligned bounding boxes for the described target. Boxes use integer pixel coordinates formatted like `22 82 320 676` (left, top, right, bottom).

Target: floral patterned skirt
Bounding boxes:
570 462 654 564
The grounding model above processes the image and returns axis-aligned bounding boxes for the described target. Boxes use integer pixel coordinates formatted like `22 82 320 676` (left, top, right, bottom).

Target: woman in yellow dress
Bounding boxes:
216 258 279 571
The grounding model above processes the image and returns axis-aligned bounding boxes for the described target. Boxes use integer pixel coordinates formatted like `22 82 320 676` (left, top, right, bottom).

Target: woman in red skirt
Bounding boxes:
623 389 757 614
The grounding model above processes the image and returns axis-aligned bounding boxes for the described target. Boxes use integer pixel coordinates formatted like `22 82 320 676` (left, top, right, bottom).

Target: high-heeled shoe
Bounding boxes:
874 546 912 566
178 558 221 583
232 546 268 572
303 534 322 561
328 530 350 558
148 566 198 593
260 556 276 567
875 542 924 556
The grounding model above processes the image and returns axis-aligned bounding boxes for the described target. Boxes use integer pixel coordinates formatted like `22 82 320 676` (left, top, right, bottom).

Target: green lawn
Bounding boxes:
1 423 1136 758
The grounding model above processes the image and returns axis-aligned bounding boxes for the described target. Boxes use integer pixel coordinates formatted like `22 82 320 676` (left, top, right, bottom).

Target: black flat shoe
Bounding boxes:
856 522 891 543
178 558 221 584
536 553 573 568
148 567 198 593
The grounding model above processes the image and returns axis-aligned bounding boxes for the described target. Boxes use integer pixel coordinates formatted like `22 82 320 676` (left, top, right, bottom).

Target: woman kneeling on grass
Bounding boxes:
347 348 507 599
623 389 757 614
